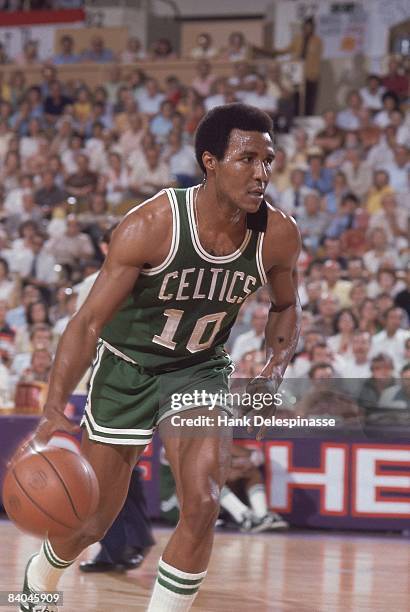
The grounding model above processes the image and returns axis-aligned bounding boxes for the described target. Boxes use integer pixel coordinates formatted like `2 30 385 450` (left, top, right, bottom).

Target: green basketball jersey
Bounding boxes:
100 186 267 371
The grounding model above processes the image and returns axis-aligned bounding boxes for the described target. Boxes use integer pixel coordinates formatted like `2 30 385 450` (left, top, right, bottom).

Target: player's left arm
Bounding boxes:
260 214 302 383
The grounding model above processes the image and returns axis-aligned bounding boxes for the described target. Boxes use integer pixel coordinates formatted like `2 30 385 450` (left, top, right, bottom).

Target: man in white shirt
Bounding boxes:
369 192 408 249
359 75 386 112
380 144 409 194
162 131 199 187
371 307 410 373
129 146 174 198
339 331 372 397
278 168 313 217
230 306 269 363
336 90 362 131
242 75 278 115
135 78 165 116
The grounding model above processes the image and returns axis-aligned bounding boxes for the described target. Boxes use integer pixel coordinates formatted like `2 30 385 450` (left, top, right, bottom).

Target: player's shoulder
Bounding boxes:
265 202 300 241
113 190 173 240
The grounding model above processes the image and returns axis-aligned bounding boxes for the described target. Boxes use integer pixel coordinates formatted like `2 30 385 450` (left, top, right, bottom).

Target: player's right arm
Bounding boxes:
34 192 171 445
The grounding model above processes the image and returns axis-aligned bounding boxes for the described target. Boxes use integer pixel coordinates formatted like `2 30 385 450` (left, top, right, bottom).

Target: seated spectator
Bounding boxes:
314 110 344 156
149 38 176 61
34 170 66 217
267 147 291 198
45 214 94 268
53 292 78 339
378 363 410 410
340 146 372 199
371 306 410 373
18 347 52 384
242 74 278 115
53 35 80 65
4 190 43 239
73 86 93 127
328 307 357 357
128 145 173 199
204 78 237 112
375 292 395 321
358 298 380 336
395 266 410 318
373 91 400 129
135 78 165 117
314 294 340 337
358 353 396 415
359 74 386 111
357 108 381 150
321 260 352 308
119 37 146 63
65 153 98 199
304 152 333 195
265 62 293 105
365 169 394 214
189 33 219 60
339 330 372 390
349 280 368 319
162 130 198 188
380 144 409 195
363 227 399 274
43 81 72 126
325 192 359 240
0 259 16 305
368 192 408 248
15 299 51 354
336 90 363 131
25 86 44 121
81 36 115 63
118 112 145 161
277 168 313 217
298 192 329 252
11 323 53 379
150 100 175 144
230 306 268 363
191 60 216 99
382 56 409 102
3 173 34 217
15 40 40 67
228 61 257 98
322 171 349 215
222 32 251 62
103 152 129 208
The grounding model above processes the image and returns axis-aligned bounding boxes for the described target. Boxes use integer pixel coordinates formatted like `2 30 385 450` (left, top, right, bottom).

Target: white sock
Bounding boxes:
27 539 75 592
147 557 207 611
248 484 267 519
220 485 249 523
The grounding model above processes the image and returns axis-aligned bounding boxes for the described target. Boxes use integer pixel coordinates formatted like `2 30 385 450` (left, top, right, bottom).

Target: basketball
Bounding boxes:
2 445 99 537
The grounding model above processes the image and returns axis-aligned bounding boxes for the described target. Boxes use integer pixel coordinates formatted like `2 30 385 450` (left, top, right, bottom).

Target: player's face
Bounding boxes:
214 129 275 213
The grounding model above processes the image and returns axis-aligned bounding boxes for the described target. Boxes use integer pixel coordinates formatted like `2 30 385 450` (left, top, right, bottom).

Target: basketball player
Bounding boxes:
20 103 301 612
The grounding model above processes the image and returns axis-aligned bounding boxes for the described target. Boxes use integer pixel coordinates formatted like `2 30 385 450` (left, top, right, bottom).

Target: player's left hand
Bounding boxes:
245 374 282 441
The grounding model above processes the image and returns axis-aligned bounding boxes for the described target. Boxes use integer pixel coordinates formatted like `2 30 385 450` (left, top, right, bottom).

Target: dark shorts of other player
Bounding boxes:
81 341 234 446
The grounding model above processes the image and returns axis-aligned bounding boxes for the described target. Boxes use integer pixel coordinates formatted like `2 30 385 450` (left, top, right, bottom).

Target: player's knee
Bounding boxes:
180 489 220 537
76 516 110 547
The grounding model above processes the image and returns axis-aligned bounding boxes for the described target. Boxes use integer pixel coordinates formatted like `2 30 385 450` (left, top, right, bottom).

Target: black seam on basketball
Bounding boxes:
11 468 74 530
37 450 82 521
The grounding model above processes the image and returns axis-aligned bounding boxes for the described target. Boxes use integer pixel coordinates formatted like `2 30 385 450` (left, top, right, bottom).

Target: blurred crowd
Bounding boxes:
0 24 408 421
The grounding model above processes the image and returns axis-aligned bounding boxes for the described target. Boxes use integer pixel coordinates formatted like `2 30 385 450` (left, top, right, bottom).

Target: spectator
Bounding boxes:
359 74 386 111
189 33 219 60
45 214 94 268
150 100 175 144
336 90 363 131
373 91 400 129
322 171 349 215
274 17 323 115
328 308 358 357
362 227 399 274
365 169 394 214
340 330 372 382
242 75 278 115
298 192 329 252
325 192 359 240
135 78 165 116
395 266 410 318
11 323 53 379
358 298 380 336
222 32 251 62
358 353 396 415
0 259 16 305
119 37 146 63
15 40 39 66
81 36 115 63
321 260 352 307
368 192 408 248
382 56 409 102
204 78 237 112
53 35 79 65
380 144 409 194
34 170 66 216
128 145 173 199
340 146 372 199
149 38 176 61
266 147 291 197
162 130 198 188
230 306 268 363
65 153 98 200
277 168 312 217
371 307 410 372
314 110 344 156
314 294 340 337
6 284 41 330
43 81 72 125
192 61 216 99
378 363 410 410
19 347 52 384
304 153 333 195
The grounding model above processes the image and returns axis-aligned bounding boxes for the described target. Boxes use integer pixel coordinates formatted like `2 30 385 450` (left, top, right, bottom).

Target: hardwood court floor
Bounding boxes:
0 520 409 611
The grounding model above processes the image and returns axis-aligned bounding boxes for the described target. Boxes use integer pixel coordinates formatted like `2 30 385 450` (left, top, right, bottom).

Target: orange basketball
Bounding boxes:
2 445 99 537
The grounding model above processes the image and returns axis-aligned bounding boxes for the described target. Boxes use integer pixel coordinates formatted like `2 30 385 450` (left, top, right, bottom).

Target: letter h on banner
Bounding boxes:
265 441 348 515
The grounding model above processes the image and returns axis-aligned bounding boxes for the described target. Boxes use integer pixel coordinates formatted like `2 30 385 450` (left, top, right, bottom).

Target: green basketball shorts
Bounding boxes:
81 341 234 446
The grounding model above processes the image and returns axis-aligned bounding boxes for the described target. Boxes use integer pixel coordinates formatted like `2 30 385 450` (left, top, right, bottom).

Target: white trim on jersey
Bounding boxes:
256 232 268 286
186 186 252 264
140 188 180 276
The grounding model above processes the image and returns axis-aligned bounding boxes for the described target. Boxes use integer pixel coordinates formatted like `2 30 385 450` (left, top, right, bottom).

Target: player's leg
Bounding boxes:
148 406 232 611
25 437 145 600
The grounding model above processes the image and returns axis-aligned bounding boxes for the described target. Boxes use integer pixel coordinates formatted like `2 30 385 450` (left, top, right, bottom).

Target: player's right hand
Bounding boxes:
32 403 81 449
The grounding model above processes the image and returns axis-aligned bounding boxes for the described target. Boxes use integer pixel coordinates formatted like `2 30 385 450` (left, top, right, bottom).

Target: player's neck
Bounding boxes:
196 182 247 229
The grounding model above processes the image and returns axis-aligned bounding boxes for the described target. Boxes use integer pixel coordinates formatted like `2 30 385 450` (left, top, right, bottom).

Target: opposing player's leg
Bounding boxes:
21 437 145 611
148 406 232 611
